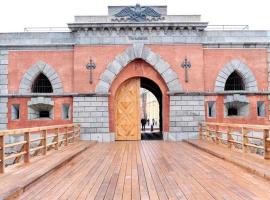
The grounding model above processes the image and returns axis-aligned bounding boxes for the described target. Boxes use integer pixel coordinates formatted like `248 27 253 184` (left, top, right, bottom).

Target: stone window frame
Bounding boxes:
257 101 265 117
224 95 249 118
19 61 63 94
61 104 71 120
207 101 216 118
11 104 20 120
214 59 258 92
28 97 54 120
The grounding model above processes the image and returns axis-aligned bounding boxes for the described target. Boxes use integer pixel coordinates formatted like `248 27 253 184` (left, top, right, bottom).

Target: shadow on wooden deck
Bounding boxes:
184 139 270 181
0 141 96 200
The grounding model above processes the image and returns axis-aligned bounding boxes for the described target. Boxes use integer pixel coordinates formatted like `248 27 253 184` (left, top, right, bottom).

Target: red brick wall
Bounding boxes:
8 46 268 94
148 45 205 92
8 51 74 93
6 45 270 128
73 45 128 93
203 48 268 91
205 95 269 125
8 97 73 129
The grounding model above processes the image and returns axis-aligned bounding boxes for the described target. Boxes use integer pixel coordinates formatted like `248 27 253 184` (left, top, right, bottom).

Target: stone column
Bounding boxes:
165 95 205 141
0 50 8 130
73 96 114 142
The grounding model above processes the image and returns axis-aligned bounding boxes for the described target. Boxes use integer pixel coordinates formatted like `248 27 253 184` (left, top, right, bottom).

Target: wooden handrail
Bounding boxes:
199 122 270 159
0 123 80 173
205 122 270 130
0 124 77 136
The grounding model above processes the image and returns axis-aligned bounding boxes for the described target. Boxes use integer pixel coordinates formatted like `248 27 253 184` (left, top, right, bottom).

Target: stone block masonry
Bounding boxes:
166 95 205 141
267 48 270 121
73 96 114 142
0 50 8 130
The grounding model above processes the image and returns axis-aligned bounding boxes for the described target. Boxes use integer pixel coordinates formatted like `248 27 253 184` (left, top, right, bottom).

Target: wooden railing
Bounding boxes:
199 122 270 159
0 124 80 173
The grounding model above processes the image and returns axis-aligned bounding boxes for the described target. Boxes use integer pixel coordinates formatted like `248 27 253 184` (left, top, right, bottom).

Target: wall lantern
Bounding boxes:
181 57 192 83
86 58 96 84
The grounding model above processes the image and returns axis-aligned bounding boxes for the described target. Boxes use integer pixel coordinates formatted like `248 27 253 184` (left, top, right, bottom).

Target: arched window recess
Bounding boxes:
31 73 53 93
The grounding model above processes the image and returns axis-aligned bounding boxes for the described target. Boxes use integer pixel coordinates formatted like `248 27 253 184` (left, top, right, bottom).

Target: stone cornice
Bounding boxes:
68 22 208 33
1 91 270 98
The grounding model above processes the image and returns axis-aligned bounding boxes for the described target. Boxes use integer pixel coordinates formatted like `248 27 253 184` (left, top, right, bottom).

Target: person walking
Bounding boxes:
151 118 155 132
141 118 146 131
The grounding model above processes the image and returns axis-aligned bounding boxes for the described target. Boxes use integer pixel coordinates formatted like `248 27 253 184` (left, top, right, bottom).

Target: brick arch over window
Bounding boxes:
19 61 63 94
214 59 258 92
95 43 182 93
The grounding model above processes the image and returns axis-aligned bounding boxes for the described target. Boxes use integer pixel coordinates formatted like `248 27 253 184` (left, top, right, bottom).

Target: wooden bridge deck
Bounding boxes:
11 141 270 200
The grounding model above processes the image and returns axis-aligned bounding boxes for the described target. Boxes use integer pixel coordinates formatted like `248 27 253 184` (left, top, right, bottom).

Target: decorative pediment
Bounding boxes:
112 4 164 22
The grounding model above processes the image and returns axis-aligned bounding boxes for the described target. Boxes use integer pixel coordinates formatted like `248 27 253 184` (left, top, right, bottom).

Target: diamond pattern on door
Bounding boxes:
115 78 141 140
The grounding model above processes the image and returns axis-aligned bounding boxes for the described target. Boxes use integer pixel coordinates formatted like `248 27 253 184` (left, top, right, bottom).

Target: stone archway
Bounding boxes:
95 43 182 93
108 59 170 140
214 59 258 92
19 61 63 94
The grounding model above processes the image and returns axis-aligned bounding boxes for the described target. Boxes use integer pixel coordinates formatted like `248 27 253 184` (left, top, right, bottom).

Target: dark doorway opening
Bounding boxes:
140 77 163 140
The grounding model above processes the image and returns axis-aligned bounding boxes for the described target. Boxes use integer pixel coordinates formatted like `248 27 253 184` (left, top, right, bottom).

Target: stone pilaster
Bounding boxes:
73 96 114 142
0 50 8 130
165 95 205 141
268 49 270 121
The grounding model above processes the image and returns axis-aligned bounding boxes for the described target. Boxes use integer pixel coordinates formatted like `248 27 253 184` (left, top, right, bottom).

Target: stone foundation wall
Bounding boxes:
0 50 8 130
0 97 8 130
73 96 114 142
166 95 205 141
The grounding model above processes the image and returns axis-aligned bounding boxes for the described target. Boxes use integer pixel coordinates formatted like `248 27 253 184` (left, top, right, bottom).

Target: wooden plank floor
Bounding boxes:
17 141 270 200
0 141 96 200
185 139 270 181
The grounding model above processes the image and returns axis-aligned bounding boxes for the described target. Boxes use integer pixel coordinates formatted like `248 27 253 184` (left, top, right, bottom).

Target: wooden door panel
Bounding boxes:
115 78 141 140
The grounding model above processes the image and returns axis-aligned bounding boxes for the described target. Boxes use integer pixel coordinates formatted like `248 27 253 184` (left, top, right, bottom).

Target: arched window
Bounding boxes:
224 71 245 91
31 73 53 93
228 107 238 116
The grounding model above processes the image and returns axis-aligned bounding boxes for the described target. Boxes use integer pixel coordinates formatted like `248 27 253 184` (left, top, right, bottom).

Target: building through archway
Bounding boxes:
140 78 163 140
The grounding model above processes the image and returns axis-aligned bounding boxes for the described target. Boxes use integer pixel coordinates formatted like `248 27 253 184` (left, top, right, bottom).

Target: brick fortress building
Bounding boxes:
0 5 270 141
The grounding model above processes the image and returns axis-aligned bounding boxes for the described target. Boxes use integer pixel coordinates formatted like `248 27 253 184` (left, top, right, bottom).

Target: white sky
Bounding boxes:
0 0 269 32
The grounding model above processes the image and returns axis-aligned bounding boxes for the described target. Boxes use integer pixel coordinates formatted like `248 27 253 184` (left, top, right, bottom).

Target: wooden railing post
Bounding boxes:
55 128 59 150
0 135 5 173
263 129 270 159
72 125 75 143
227 126 232 149
215 125 219 144
65 127 68 146
199 123 202 140
43 130 47 155
206 124 210 141
78 124 81 140
242 128 248 153
24 132 30 163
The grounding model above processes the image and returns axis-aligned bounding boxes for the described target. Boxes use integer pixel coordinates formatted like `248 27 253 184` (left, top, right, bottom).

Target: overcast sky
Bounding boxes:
0 0 269 32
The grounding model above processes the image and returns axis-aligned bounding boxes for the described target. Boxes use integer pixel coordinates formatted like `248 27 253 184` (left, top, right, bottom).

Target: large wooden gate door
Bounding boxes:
115 78 141 140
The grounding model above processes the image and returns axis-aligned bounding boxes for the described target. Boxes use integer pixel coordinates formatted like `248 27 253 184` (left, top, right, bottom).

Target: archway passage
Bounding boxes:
140 77 163 140
114 77 163 141
109 59 170 140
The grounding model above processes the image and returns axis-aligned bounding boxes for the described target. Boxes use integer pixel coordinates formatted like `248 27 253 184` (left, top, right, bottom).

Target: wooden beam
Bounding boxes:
0 135 4 173
263 129 270 159
242 128 248 153
24 132 30 163
43 130 47 155
227 127 232 149
55 128 59 150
